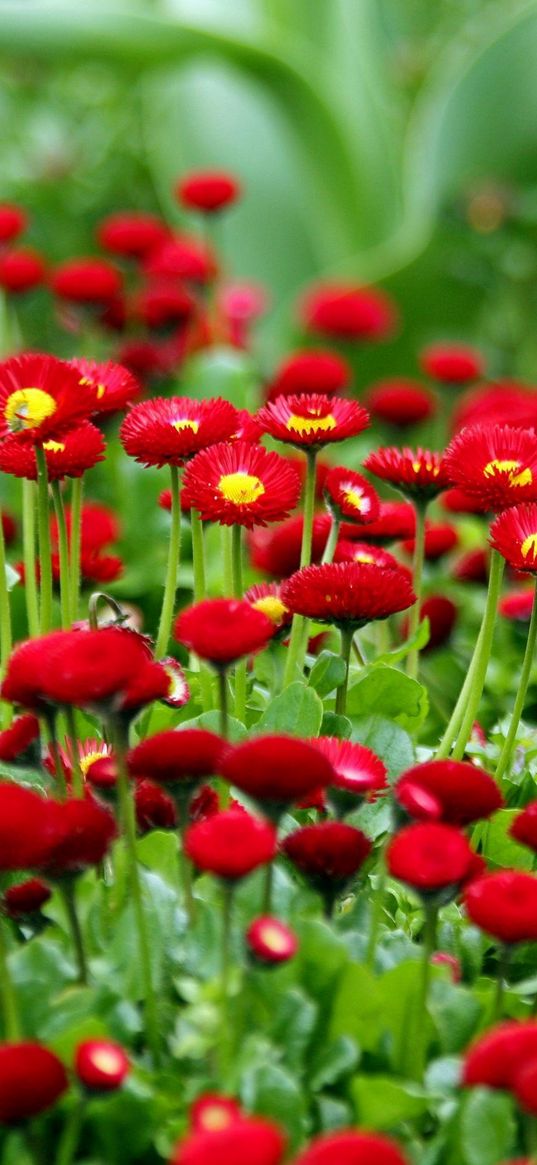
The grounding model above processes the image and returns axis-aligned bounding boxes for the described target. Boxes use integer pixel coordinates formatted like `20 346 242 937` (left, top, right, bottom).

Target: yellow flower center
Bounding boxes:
483 458 532 487
353 551 375 564
218 471 265 505
201 1107 234 1132
412 460 438 475
89 1048 124 1076
43 439 65 453
521 532 537 559
171 417 199 434
79 375 106 399
4 388 57 433
258 922 290 953
252 596 287 624
80 749 108 777
286 412 336 435
343 487 368 512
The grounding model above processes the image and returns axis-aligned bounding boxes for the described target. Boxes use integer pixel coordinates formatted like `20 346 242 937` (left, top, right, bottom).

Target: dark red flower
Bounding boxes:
309 737 387 816
0 1043 68 1124
128 728 225 790
185 810 277 881
0 713 40 762
135 282 195 332
248 513 330 577
463 1021 537 1090
75 1040 130 1092
51 258 122 305
323 467 379 525
0 247 45 294
364 446 451 500
244 583 291 632
97 212 169 258
0 782 58 869
387 822 474 893
402 594 457 651
40 794 117 876
513 1060 537 1115
144 234 216 285
175 599 273 667
347 500 415 544
294 1130 409 1165
490 503 537 573
1 631 68 710
499 590 535 622
135 779 177 832
51 500 120 554
464 870 537 944
281 561 416 628
246 916 298 965
69 357 140 416
1 509 16 545
440 487 490 515
402 522 458 561
0 422 105 481
395 759 502 827
116 338 168 382
3 878 51 919
219 735 334 813
444 424 537 511
189 1093 243 1133
0 204 27 243
176 171 241 214
120 397 238 468
333 541 402 570
182 441 301 528
453 548 489 584
300 283 397 342
282 822 371 904
0 353 97 442
267 349 351 401
366 379 436 427
257 393 369 449
452 381 537 434
420 343 484 384
510 801 537 851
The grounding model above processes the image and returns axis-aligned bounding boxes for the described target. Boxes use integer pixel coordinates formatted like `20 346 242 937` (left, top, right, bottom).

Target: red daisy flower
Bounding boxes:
144 234 217 285
1 630 76 711
51 501 120 554
244 583 291 631
40 794 117 877
247 513 331 577
464 870 537 945
300 283 397 341
395 759 502 827
420 342 484 384
246 916 298 965
0 422 105 480
499 589 535 621
160 657 190 709
0 353 97 443
364 446 451 500
230 409 263 444
51 257 122 305
135 282 195 332
453 548 489 584
323 466 380 524
281 562 416 628
75 1040 130 1092
135 779 177 833
188 1094 243 1134
490 503 537 573
3 878 51 919
345 500 415 544
510 801 537 851
185 809 277 882
0 713 40 762
182 441 301 528
257 393 369 449
69 358 140 416
175 598 273 667
333 540 402 569
171 1119 285 1165
294 1130 409 1165
401 594 458 651
219 734 334 814
401 522 459 561
309 736 387 816
452 380 537 434
97 211 169 258
444 424 537 511
366 378 436 427
463 1021 537 1090
0 782 58 870
128 728 225 792
0 204 27 243
266 349 351 401
282 822 372 907
0 247 46 295
176 171 241 214
387 822 474 894
440 487 490 515
120 396 238 468
0 1044 68 1125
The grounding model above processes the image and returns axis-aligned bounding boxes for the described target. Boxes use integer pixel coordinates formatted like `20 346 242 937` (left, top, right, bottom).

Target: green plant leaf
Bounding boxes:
347 665 429 733
459 1088 516 1165
350 1073 431 1129
350 715 415 781
308 650 347 697
256 681 323 736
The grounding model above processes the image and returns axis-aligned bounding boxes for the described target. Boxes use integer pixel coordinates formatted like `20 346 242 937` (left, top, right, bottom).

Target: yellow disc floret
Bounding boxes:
218 471 265 505
343 487 367 512
521 532 537 559
5 388 57 433
252 596 288 624
171 417 199 434
483 459 532 488
286 412 336 435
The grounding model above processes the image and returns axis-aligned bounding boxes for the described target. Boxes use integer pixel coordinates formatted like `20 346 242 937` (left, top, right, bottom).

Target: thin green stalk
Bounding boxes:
69 477 83 624
45 712 67 800
406 501 427 680
61 880 88 986
321 517 340 564
111 722 160 1065
283 449 317 687
51 482 71 629
54 1097 85 1165
0 915 21 1039
493 944 511 1021
65 706 83 797
222 525 233 595
451 550 505 760
217 669 229 741
219 880 234 1077
155 463 181 659
22 479 39 637
414 903 438 1081
231 524 247 722
495 578 537 784
177 819 196 925
190 508 206 601
262 862 274 914
0 505 12 727
35 444 53 634
335 625 354 716
366 838 388 969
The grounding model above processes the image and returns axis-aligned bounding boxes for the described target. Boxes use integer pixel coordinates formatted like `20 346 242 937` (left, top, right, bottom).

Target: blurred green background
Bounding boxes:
1 0 537 380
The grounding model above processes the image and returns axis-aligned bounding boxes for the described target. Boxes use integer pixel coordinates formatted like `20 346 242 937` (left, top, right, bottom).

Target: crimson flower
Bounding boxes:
0 1043 68 1124
75 1040 130 1092
144 234 216 285
185 810 277 882
40 795 117 877
402 522 458 562
135 282 195 332
300 282 397 341
463 1020 537 1090
387 822 474 896
500 590 535 622
333 541 402 570
281 562 416 629
452 380 537 434
0 782 58 869
347 500 415 544
0 713 40 762
364 446 451 500
69 357 140 416
490 503 537 573
395 759 502 827
402 594 458 652
510 801 537 851
170 1117 285 1165
440 487 490 515
97 211 169 258
174 598 273 667
246 916 298 965
453 548 489 584
282 821 371 911
189 1093 243 1133
51 257 122 304
1 630 68 710
3 878 51 919
176 171 241 214
266 349 351 401
309 736 387 816
257 393 369 449
120 396 237 468
219 734 334 816
294 1130 409 1165
128 729 226 794
0 204 27 243
0 247 46 294
248 513 330 577
366 379 436 427
323 466 379 524
135 780 177 833
464 870 537 944
182 440 301 528
51 500 120 554
0 422 105 480
0 353 97 442
444 424 537 511
420 342 484 384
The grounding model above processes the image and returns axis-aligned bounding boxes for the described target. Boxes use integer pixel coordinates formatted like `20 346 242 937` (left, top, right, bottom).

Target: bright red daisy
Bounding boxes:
0 204 27 243
387 822 474 893
266 349 351 401
333 540 402 570
310 736 387 815
395 759 503 827
120 396 238 468
464 870 537 945
294 1130 409 1165
69 357 140 416
248 513 331 577
97 211 169 258
244 583 291 631
0 353 97 443
420 342 484 384
174 598 273 666
51 257 122 305
182 441 301 528
0 422 105 480
300 283 397 341
401 521 458 561
0 247 46 295
257 393 369 449
463 1020 537 1090
144 234 216 285
366 378 436 427
346 500 415 544
499 589 535 622
323 466 379 524
246 917 299 965
510 801 537 851
281 561 415 628
134 282 195 332
185 810 277 881
282 822 372 904
219 734 334 812
0 1044 68 1125
176 171 241 214
490 503 537 573
444 424 537 511
364 446 451 500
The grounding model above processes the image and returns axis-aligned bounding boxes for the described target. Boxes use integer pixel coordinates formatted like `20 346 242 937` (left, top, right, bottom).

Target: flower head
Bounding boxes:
402 522 458 561
257 393 369 449
267 349 351 401
420 343 484 384
128 728 226 790
182 441 301 528
176 171 241 214
333 541 402 570
281 562 415 629
189 1094 243 1133
490 503 537 574
246 917 299 965
3 878 51 919
219 735 334 814
51 257 122 305
282 822 372 905
185 810 277 882
364 446 451 500
244 583 291 632
294 1130 409 1165
464 870 537 945
0 353 97 443
346 500 415 544
120 396 238 468
0 204 27 243
300 282 397 341
510 801 537 851
174 599 273 667
0 422 105 480
366 378 436 427
323 466 379 524
500 589 535 622
69 358 140 416
248 513 330 577
144 234 216 285
310 737 387 817
463 1021 537 1090
395 759 502 827
444 424 537 511
387 822 474 895
0 247 46 295
171 1116 286 1165
97 211 169 258
0 1043 68 1124
0 714 40 763
135 282 194 332
40 794 117 877
0 782 57 870
75 1040 130 1092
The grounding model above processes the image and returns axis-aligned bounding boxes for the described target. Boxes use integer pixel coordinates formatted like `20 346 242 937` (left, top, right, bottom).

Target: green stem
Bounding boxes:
406 502 427 681
231 524 247 722
177 819 196 925
283 449 317 687
0 914 21 1039
221 881 234 996
366 838 388 969
69 477 83 624
111 722 160 1065
61 880 88 986
262 862 274 914
65 706 83 797
54 1097 85 1165
45 712 67 800
493 944 511 1021
321 517 340 564
190 508 206 602
155 463 181 659
51 482 71 629
495 578 537 784
335 625 354 716
35 444 53 634
217 669 229 741
22 479 39 637
222 525 233 595
415 903 438 1081
451 550 505 760
0 504 12 728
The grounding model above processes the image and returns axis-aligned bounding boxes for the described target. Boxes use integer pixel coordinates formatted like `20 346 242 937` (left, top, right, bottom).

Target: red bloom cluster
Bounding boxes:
281 562 415 628
120 396 238 468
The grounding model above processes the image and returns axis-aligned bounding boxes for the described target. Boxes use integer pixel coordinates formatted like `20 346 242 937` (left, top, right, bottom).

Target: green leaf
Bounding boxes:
240 1062 308 1150
476 809 534 871
308 650 347 697
255 681 323 737
428 980 482 1054
296 919 349 999
329 963 382 1052
310 1036 360 1091
373 618 430 667
350 1074 431 1129
459 1089 516 1165
350 715 415 781
178 711 248 741
320 712 352 738
347 665 428 733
